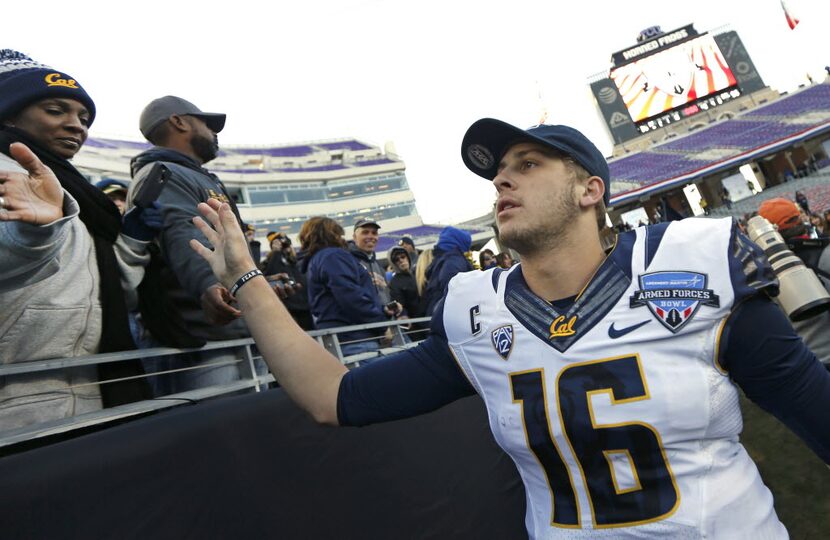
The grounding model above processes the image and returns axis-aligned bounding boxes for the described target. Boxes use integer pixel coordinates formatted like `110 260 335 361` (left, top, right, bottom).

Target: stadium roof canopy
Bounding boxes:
608 83 830 207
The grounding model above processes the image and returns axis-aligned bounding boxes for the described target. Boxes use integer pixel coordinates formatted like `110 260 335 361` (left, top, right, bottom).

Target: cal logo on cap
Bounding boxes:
44 73 79 89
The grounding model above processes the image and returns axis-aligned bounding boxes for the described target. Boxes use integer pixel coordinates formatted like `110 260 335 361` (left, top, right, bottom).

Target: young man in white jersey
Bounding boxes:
189 118 830 539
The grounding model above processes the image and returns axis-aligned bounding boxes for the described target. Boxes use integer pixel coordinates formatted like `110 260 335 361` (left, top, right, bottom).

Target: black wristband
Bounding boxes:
229 269 263 297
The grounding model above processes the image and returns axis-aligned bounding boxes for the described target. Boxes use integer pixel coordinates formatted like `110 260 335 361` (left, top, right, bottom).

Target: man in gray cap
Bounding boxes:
349 217 393 308
127 95 264 394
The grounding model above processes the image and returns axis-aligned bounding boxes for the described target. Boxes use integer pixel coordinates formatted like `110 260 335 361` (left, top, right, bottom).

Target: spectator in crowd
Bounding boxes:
478 248 496 270
244 223 261 264
721 187 732 210
349 218 393 308
413 248 433 299
759 198 830 369
699 196 709 215
423 226 473 316
128 95 266 393
495 251 514 269
96 179 129 215
387 245 423 320
809 212 826 236
795 190 810 214
795 203 817 238
299 217 398 357
0 49 153 429
398 236 419 271
263 231 312 330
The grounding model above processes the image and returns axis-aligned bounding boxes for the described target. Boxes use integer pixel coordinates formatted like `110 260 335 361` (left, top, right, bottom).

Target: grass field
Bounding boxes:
739 393 830 539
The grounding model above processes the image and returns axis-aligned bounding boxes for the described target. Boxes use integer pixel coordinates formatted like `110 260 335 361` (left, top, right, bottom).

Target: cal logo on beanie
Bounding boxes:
0 49 96 125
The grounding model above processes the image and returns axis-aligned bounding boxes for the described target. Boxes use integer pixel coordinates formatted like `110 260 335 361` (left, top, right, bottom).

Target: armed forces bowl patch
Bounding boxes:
630 271 719 333
491 325 514 360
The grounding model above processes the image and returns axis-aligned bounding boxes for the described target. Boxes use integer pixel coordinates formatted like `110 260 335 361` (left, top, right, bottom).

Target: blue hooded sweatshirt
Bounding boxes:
423 227 473 316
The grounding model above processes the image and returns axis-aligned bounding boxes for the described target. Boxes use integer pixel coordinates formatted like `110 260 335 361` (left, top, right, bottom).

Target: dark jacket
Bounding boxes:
303 247 386 342
423 227 473 316
263 251 310 315
348 243 392 305
387 247 423 318
129 147 248 343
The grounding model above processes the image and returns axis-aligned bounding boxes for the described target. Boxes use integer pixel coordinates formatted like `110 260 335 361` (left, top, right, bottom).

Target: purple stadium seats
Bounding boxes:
744 84 830 118
609 83 830 198
317 141 373 151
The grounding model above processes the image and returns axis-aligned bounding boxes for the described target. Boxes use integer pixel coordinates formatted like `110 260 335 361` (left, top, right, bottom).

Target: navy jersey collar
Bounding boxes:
503 231 635 353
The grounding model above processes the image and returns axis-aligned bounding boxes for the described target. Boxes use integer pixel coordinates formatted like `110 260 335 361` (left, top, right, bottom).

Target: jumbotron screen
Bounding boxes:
610 33 737 124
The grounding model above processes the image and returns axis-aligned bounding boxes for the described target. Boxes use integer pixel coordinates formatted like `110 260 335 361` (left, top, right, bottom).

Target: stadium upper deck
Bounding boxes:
607 81 830 208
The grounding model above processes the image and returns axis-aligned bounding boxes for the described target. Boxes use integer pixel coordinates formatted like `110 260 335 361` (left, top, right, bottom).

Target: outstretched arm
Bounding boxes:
722 295 830 463
190 199 347 425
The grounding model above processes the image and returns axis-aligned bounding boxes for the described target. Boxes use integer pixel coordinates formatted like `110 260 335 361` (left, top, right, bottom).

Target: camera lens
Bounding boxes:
747 216 830 321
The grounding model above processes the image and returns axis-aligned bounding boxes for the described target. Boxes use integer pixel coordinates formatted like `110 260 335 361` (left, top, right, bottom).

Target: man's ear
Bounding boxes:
578 176 605 209
168 115 191 134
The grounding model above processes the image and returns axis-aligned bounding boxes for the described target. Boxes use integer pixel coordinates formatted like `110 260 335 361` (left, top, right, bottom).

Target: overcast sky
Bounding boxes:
6 0 827 223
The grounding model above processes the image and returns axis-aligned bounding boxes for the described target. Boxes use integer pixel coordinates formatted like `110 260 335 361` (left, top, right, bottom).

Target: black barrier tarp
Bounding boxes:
0 390 527 539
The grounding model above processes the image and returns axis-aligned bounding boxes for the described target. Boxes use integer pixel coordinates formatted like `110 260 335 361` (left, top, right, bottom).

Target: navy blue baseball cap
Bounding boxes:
461 118 610 206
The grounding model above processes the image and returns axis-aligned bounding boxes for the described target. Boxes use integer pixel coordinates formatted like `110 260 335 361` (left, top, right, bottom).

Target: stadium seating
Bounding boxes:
658 120 809 152
317 141 373 151
744 84 830 118
233 145 316 157
353 157 396 167
708 170 830 219
608 82 830 196
610 152 711 182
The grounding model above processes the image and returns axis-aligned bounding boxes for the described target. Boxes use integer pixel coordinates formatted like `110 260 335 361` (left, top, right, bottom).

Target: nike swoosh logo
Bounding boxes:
608 320 651 339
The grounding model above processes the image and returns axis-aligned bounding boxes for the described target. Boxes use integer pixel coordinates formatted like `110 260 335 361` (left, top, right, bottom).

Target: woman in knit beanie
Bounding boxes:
0 50 150 430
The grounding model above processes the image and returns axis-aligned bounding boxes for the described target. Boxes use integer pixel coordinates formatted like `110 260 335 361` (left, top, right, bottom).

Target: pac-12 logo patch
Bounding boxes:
491 325 514 360
630 271 719 333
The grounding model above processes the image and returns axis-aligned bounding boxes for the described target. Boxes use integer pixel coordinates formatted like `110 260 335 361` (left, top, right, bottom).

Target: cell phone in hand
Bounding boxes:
267 276 296 289
133 163 170 208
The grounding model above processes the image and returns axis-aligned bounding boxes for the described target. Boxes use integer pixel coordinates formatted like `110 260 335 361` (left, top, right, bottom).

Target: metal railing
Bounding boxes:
0 317 432 450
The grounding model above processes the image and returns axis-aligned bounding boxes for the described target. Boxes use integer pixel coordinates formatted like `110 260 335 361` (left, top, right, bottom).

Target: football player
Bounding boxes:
189 119 829 539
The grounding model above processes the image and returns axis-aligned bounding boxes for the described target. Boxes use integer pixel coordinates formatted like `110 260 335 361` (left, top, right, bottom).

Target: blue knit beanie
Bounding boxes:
0 49 96 125
436 226 472 253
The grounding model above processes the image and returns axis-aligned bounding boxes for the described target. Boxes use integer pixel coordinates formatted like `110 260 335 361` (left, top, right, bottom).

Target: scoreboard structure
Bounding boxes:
591 25 766 145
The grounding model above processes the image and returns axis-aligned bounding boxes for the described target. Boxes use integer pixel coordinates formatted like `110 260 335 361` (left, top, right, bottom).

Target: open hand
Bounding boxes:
0 143 64 225
190 199 257 289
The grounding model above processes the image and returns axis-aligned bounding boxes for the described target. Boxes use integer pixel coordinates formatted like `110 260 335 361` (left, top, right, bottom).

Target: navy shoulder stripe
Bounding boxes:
645 222 670 269
491 268 504 292
430 297 447 339
728 220 779 300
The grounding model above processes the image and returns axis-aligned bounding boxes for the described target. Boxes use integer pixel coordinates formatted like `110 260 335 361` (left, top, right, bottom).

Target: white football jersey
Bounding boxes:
443 218 786 539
